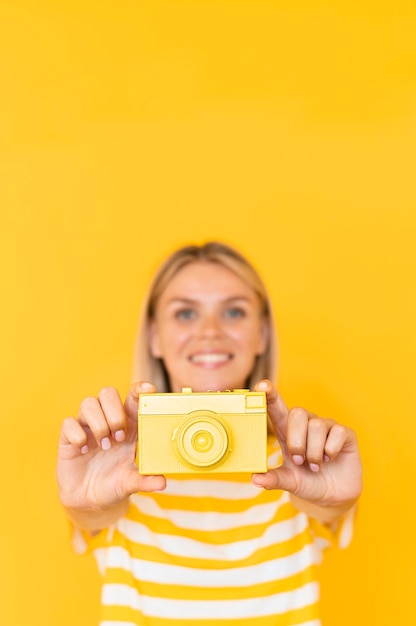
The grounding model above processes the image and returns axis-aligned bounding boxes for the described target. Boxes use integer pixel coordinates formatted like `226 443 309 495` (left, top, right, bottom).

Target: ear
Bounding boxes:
256 316 270 356
148 320 163 358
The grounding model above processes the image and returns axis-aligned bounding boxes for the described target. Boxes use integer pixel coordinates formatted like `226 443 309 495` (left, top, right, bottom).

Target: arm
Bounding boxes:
252 380 362 526
57 382 166 532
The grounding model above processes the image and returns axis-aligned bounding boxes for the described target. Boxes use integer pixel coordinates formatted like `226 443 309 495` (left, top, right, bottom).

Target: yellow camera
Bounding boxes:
137 388 268 474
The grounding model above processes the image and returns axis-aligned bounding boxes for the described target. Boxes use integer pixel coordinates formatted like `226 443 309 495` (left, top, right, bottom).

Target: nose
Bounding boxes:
198 313 223 338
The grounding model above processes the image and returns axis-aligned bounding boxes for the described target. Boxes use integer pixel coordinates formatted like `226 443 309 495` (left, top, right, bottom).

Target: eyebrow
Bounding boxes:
166 296 253 306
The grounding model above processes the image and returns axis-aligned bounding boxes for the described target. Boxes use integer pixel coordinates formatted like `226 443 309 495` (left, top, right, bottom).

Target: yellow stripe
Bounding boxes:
87 503 334 555
100 601 320 626
129 491 292 520
123 511 303 545
108 527 314 568
102 564 318 599
132 478 284 512
131 489 285 514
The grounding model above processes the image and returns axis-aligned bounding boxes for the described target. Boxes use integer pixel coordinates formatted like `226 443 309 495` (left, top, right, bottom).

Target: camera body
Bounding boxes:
137 387 268 474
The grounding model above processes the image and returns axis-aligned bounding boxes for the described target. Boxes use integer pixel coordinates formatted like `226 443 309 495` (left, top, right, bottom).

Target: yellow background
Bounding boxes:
1 1 415 624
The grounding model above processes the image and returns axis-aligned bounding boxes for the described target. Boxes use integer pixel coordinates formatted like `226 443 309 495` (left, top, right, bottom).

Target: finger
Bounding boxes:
286 408 336 471
255 380 289 442
124 381 156 421
98 387 127 442
78 396 112 450
60 416 88 448
324 424 353 461
304 416 333 471
286 407 310 466
59 416 92 455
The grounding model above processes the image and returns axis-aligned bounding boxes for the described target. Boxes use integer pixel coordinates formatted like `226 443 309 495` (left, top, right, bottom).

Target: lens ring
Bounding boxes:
176 413 229 468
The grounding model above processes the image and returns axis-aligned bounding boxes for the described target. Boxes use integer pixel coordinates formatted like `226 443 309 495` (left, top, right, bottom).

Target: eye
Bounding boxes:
175 308 196 321
223 307 246 319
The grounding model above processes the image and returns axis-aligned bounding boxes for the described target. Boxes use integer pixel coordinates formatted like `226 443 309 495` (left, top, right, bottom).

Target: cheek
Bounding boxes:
229 323 262 349
159 325 191 354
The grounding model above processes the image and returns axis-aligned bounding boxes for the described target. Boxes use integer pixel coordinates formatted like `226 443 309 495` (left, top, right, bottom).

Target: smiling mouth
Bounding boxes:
189 353 232 365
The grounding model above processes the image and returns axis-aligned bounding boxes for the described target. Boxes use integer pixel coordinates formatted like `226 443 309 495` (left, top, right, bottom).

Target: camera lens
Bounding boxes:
175 412 230 468
192 430 214 452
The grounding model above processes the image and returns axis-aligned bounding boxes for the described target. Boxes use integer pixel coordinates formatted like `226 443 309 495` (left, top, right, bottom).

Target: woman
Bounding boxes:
57 241 362 625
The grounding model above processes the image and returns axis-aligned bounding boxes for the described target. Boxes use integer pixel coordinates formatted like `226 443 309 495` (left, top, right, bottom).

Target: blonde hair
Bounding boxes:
132 242 277 391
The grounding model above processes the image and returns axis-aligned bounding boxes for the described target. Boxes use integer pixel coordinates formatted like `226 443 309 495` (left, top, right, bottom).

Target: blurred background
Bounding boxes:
1 1 415 623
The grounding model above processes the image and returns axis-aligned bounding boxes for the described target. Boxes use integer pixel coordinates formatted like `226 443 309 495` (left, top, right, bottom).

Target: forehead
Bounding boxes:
158 261 258 302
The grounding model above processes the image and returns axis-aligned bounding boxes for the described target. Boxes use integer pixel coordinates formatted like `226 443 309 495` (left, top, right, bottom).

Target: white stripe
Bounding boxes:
161 476 267 499
312 537 330 565
95 542 320 587
268 448 282 467
99 618 321 626
130 495 288 531
99 623 138 626
337 505 355 549
117 512 308 562
102 581 319 619
71 526 88 555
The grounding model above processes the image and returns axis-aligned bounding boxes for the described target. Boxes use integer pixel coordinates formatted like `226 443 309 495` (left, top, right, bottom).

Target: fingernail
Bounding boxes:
257 381 269 390
114 429 125 442
81 445 89 455
292 455 304 465
101 437 111 450
324 454 330 462
135 382 153 394
309 463 320 472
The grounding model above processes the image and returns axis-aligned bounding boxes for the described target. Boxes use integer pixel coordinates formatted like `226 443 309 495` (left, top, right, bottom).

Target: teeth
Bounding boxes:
191 353 230 364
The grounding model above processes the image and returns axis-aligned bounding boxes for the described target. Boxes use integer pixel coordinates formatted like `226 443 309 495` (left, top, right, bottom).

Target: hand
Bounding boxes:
252 380 362 513
57 382 166 516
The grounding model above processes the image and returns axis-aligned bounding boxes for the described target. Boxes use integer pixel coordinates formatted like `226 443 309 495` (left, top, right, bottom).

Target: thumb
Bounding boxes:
252 466 298 493
122 468 166 496
124 381 156 421
254 380 289 443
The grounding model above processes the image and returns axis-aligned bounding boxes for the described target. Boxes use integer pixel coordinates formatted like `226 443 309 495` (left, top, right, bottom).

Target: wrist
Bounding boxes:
62 498 130 532
290 493 359 525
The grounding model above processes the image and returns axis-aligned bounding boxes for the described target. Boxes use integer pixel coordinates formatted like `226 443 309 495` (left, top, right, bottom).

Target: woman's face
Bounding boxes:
149 261 268 393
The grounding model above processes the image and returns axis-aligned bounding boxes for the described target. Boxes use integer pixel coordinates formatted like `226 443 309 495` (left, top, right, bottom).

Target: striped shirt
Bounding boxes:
75 438 354 626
